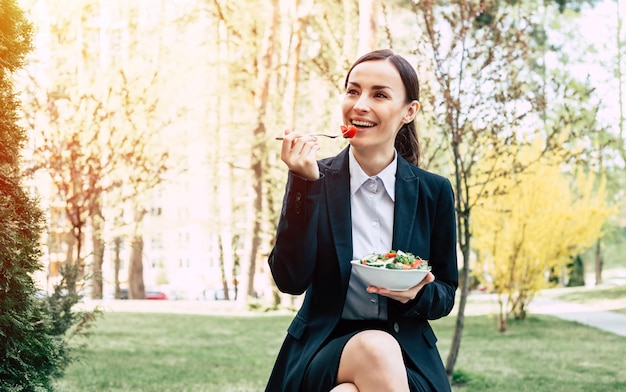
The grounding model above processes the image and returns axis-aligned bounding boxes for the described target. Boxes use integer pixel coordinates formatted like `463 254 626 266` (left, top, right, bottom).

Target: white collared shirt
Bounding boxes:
342 148 396 320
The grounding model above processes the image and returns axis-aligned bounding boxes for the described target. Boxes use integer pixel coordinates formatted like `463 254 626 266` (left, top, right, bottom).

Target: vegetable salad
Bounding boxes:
360 250 430 270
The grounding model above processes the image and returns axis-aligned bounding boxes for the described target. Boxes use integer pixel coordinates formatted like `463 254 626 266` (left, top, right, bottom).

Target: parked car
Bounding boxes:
213 288 236 301
104 288 129 300
145 291 167 300
117 288 129 299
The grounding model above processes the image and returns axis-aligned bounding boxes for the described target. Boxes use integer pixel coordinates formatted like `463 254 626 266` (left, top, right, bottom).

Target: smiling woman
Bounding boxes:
268 49 458 392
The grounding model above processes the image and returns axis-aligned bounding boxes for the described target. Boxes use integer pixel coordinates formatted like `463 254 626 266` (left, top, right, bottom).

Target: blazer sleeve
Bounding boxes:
398 178 458 320
268 171 323 295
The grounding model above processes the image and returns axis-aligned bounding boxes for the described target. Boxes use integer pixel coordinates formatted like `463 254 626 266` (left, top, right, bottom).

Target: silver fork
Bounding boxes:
275 133 343 140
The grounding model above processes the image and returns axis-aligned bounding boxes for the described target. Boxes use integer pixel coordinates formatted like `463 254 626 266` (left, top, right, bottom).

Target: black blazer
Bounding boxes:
266 147 458 392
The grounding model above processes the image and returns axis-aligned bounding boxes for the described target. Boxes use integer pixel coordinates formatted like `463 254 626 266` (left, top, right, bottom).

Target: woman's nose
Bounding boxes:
353 95 370 112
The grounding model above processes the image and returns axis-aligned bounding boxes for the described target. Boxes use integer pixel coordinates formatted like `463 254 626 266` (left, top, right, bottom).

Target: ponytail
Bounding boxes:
395 122 420 167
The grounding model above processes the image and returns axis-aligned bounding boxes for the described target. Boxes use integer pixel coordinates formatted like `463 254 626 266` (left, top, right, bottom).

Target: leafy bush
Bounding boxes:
0 170 69 391
567 255 585 287
0 1 99 389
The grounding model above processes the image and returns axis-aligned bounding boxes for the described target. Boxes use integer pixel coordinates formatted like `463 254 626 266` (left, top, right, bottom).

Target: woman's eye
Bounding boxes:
346 89 359 95
375 92 388 99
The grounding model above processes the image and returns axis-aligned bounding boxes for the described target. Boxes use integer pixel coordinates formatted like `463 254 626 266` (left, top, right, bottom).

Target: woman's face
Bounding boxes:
342 59 418 152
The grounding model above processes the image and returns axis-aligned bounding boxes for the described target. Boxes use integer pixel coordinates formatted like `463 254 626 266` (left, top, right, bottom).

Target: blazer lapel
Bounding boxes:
325 148 353 285
392 157 420 252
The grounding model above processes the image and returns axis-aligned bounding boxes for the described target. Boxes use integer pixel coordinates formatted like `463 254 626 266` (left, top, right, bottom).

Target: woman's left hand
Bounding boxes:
366 272 435 304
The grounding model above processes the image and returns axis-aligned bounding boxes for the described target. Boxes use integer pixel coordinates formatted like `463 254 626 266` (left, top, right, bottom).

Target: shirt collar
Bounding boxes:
349 148 397 201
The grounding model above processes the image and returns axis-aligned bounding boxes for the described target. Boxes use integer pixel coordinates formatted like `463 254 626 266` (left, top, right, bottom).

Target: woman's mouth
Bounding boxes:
351 120 376 129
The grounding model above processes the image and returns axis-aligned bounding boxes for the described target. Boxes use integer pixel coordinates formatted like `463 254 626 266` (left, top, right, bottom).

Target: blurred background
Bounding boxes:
14 0 626 308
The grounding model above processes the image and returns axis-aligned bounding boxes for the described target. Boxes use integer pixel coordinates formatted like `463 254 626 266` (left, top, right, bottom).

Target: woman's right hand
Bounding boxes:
280 129 320 180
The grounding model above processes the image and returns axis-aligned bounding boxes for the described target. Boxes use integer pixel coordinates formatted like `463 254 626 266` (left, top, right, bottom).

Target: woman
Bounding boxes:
266 49 458 392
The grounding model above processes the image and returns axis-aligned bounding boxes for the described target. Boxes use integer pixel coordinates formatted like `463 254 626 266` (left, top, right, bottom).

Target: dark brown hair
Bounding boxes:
344 49 421 166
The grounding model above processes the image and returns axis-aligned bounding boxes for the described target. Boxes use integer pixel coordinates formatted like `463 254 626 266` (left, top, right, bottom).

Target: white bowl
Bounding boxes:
350 260 430 291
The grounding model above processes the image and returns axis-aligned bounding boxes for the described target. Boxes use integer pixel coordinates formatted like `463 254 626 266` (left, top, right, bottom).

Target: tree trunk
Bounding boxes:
357 0 380 55
90 228 105 299
343 0 357 58
128 235 145 299
249 150 263 299
231 233 240 300
128 206 147 299
282 0 310 130
218 234 231 300
63 233 77 294
446 233 470 379
247 0 279 299
497 297 508 332
90 208 105 299
64 233 75 266
445 144 470 382
594 239 603 286
113 236 123 298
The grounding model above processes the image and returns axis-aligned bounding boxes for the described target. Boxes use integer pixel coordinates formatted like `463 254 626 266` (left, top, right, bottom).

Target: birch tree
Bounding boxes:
357 0 380 54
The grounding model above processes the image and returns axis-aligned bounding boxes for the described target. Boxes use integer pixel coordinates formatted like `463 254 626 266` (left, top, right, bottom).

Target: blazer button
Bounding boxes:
295 207 301 215
393 322 399 333
295 192 302 201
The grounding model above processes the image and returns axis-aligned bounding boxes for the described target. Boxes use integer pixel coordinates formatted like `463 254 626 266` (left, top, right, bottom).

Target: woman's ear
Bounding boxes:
403 100 420 124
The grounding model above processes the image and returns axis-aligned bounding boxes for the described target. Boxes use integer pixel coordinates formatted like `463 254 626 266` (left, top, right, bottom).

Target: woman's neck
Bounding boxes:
351 147 395 177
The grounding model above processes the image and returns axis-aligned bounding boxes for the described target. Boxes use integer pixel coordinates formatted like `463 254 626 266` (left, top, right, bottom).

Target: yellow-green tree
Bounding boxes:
472 141 615 332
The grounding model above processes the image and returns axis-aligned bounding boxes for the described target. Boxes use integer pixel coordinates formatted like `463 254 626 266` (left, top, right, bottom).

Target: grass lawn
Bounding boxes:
53 311 626 392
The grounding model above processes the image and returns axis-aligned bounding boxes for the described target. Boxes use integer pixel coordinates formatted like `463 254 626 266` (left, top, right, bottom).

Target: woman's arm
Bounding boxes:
268 172 323 295
373 178 458 319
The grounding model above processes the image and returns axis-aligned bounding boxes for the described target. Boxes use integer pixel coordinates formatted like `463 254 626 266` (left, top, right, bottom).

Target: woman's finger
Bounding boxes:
367 272 435 303
292 136 317 156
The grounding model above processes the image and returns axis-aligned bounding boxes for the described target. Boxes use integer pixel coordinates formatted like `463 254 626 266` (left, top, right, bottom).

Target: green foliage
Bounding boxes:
0 0 32 166
43 264 102 339
0 1 63 390
0 299 68 392
0 1 102 389
0 177 67 392
0 0 33 76
451 368 472 385
0 177 101 390
567 255 586 287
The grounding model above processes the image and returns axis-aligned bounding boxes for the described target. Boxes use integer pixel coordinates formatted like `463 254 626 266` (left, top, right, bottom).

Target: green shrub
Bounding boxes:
0 168 69 391
567 255 585 287
0 1 99 389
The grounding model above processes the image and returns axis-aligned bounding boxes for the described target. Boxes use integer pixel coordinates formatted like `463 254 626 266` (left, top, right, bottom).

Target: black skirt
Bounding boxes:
301 319 431 392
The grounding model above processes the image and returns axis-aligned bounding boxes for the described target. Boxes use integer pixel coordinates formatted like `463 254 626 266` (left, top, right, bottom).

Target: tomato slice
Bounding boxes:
341 125 358 138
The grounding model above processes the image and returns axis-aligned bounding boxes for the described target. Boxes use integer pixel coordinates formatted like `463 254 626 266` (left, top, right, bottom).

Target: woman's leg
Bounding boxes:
330 383 359 392
333 330 410 392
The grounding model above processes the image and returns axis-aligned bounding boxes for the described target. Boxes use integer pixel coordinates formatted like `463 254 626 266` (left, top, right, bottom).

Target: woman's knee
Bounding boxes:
355 330 402 356
344 330 403 366
330 383 359 392
337 330 409 390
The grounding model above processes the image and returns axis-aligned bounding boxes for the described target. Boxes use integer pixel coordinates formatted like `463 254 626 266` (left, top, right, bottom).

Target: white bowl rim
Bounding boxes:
350 260 429 291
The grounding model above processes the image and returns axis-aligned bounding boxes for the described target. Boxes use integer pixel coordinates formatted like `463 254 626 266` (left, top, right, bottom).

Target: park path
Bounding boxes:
456 289 626 338
528 296 626 337
83 290 626 337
